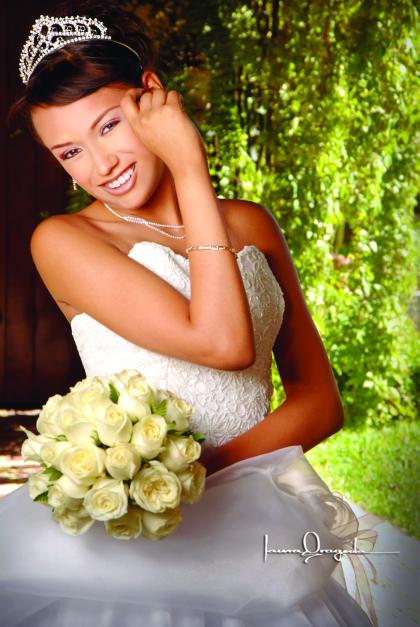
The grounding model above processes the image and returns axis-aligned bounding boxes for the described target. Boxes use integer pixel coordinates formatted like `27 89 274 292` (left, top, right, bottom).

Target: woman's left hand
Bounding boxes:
120 86 207 176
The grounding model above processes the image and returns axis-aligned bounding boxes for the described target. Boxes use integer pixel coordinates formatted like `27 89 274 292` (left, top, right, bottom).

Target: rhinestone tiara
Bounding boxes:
19 14 142 85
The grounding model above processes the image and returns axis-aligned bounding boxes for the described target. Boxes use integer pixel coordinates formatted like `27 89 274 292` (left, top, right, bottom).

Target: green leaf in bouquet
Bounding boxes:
192 432 206 442
152 399 167 418
54 434 68 442
165 420 178 432
181 430 206 442
94 435 108 450
92 430 102 446
42 467 63 481
109 383 120 404
34 491 49 502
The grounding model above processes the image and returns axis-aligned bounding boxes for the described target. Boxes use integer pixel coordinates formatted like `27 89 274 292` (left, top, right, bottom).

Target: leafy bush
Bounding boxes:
75 0 420 427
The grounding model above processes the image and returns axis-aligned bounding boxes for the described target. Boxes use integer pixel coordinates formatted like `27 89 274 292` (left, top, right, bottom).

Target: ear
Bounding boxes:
140 71 164 90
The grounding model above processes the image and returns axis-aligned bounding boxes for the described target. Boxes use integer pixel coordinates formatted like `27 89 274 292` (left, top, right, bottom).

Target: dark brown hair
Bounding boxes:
9 0 158 139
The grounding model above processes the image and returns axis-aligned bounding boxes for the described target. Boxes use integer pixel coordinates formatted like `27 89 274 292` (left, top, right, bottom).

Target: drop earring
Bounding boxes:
72 178 77 191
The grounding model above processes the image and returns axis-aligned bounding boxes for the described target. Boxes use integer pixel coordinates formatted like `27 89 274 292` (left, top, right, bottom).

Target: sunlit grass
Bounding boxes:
305 420 420 539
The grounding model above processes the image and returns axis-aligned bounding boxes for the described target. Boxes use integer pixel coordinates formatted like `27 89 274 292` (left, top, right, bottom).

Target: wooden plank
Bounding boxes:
2 2 40 405
1 0 85 406
0 1 8 402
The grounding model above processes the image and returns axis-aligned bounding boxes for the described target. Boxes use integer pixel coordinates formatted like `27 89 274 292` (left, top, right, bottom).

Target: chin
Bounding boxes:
103 190 153 213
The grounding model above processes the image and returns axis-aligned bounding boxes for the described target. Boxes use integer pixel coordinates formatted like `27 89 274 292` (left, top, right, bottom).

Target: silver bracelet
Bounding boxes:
185 245 238 257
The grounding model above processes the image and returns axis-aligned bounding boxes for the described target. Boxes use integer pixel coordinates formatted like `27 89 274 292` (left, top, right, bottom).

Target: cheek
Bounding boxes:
117 122 154 158
128 137 153 159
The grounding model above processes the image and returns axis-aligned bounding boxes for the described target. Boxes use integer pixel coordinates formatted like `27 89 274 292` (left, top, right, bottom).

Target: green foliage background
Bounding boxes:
131 0 420 425
72 0 419 429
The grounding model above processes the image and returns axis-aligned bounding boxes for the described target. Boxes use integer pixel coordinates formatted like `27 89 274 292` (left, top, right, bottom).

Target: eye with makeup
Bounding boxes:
61 147 81 161
101 118 120 135
59 117 121 161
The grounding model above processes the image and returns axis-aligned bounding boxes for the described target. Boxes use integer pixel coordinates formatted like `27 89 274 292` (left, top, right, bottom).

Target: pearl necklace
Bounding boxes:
103 202 186 240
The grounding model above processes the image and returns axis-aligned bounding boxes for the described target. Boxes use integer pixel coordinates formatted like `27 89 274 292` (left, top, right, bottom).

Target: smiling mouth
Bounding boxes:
103 164 136 190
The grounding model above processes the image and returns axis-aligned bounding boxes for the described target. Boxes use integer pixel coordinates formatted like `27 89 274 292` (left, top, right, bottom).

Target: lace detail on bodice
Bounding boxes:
70 242 285 447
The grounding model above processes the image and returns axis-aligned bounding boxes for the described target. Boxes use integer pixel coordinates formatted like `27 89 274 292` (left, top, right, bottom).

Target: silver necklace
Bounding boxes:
103 202 186 240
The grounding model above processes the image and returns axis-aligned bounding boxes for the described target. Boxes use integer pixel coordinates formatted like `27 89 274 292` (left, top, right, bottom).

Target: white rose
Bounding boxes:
40 440 72 467
52 504 95 535
53 394 95 443
70 377 95 393
104 506 142 540
154 389 174 404
54 474 92 498
53 399 82 429
126 376 156 402
141 507 182 541
58 385 110 425
77 384 112 421
177 461 207 504
129 460 181 513
63 421 98 446
54 399 97 446
83 478 128 521
165 397 194 431
48 480 84 510
59 445 106 484
91 400 132 446
117 392 152 423
109 369 141 391
27 471 51 500
117 375 156 423
36 394 65 436
70 376 109 394
130 414 167 459
158 435 202 472
21 432 56 463
39 393 63 416
105 444 141 480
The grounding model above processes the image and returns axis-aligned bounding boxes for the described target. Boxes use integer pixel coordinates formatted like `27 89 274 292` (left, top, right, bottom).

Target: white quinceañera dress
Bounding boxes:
0 242 378 627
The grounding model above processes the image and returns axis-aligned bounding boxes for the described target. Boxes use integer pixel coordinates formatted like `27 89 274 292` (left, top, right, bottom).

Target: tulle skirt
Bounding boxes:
0 445 376 626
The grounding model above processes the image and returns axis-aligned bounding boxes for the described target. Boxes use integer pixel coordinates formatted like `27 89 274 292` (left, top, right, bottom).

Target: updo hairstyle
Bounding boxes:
10 0 158 139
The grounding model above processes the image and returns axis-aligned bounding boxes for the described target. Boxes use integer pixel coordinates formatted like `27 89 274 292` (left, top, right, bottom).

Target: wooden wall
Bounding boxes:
0 0 85 407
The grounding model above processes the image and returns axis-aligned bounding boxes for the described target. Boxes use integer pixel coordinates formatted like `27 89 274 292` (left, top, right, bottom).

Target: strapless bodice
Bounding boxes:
70 241 285 447
2 249 378 627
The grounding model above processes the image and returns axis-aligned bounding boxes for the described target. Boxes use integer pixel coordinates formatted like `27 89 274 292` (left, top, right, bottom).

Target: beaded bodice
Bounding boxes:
71 241 285 447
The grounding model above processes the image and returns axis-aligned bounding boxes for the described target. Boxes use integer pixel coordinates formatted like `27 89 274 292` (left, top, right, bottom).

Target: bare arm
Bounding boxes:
119 87 255 367
31 90 256 370
200 202 344 474
171 164 255 366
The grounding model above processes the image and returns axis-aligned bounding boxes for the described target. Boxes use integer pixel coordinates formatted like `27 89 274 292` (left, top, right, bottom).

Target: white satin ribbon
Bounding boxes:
270 453 380 627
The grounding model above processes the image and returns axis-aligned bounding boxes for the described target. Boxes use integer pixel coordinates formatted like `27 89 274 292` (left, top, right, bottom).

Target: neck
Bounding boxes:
104 165 183 226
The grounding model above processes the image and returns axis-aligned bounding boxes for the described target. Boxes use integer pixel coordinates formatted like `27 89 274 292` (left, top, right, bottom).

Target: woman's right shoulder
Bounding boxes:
30 213 108 265
30 214 120 295
31 213 76 245
31 215 72 265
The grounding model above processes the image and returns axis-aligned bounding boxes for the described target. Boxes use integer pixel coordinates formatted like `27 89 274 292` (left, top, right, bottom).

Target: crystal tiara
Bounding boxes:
19 14 142 85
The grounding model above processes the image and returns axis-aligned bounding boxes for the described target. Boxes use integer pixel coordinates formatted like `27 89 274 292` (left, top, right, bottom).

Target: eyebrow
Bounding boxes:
50 105 120 150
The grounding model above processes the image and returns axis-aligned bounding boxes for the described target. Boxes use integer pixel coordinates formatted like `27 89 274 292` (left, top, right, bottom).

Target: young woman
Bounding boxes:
0 2 378 626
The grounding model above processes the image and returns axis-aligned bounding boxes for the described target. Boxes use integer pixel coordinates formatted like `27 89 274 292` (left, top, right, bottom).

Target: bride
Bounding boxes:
1 2 378 626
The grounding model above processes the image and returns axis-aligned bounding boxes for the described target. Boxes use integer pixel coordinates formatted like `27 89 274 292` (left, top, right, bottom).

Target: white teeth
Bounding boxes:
106 166 134 189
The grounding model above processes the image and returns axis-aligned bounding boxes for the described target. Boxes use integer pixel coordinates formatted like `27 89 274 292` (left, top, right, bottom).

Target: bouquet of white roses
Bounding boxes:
19 369 207 540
